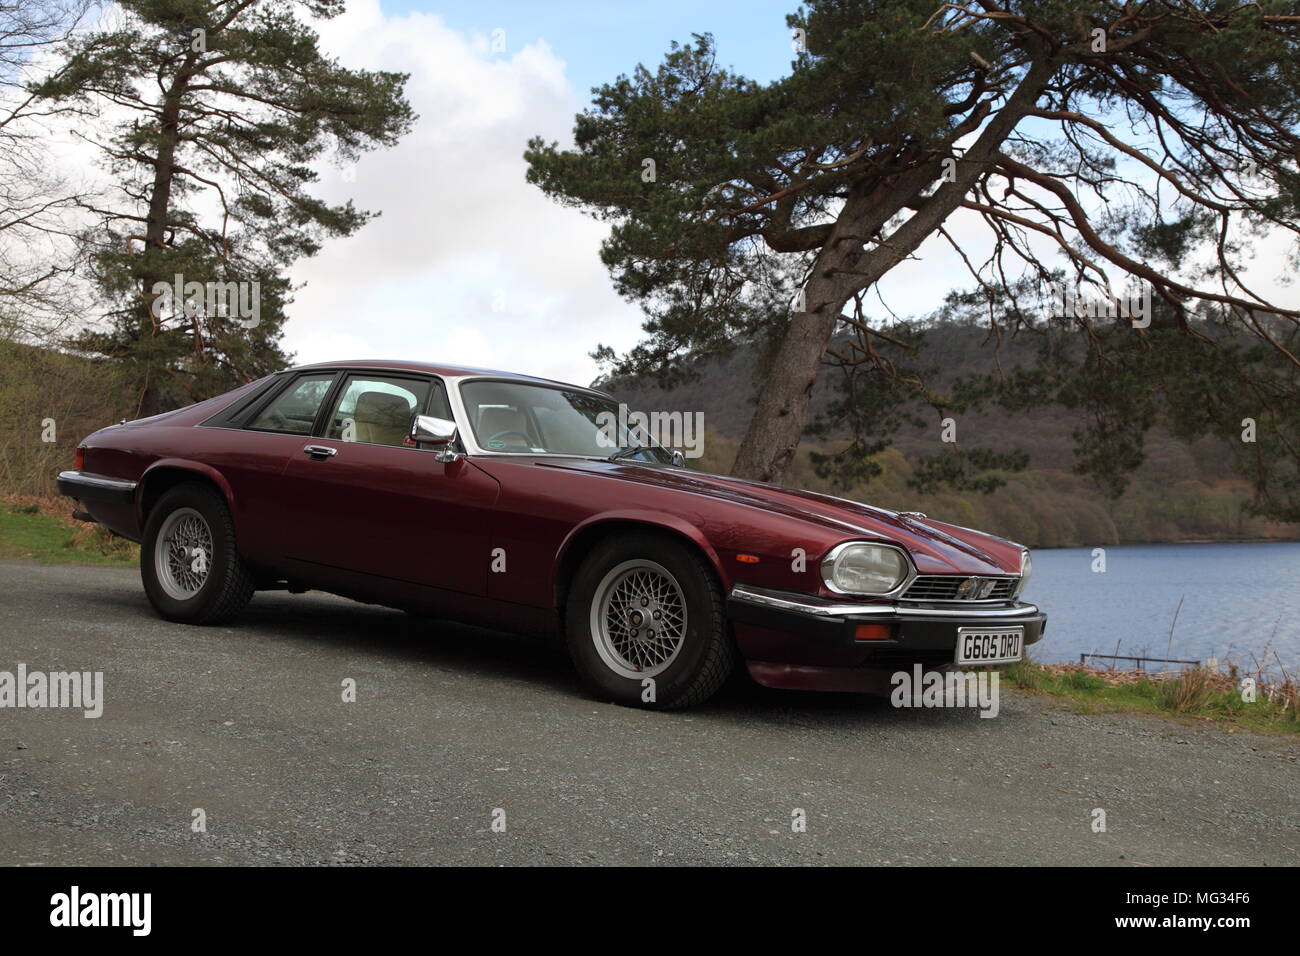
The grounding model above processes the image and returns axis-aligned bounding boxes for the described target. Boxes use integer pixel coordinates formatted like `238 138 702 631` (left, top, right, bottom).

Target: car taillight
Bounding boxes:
74 447 85 472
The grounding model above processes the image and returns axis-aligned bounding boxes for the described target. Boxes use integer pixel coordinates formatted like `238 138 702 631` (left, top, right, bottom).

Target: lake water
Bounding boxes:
1021 542 1300 674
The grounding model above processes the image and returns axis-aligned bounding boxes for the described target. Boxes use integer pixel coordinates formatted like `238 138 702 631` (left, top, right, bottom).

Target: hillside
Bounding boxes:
0 340 131 499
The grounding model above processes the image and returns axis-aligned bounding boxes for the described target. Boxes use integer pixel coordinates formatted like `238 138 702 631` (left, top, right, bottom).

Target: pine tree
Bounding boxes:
527 1 1300 513
36 0 415 415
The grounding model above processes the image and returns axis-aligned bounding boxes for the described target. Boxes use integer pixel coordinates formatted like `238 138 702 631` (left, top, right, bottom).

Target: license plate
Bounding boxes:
955 627 1024 665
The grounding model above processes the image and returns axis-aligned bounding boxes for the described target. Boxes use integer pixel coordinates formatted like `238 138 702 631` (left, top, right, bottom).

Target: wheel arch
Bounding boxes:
138 460 236 527
553 512 728 619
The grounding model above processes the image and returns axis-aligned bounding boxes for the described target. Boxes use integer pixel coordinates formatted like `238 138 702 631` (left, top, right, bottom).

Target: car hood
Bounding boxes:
520 458 1021 575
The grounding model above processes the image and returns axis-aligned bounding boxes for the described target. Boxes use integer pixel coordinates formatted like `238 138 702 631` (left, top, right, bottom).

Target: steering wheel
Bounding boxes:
484 429 533 449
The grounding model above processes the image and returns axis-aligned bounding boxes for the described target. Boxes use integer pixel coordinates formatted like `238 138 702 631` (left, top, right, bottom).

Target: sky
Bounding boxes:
287 0 803 385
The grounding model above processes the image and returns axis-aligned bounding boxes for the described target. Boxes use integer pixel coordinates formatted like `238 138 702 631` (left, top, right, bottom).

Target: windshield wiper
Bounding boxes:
607 444 647 463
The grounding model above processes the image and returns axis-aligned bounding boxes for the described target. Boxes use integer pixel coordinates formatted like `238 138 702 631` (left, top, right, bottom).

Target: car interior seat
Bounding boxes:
476 406 534 447
352 391 412 446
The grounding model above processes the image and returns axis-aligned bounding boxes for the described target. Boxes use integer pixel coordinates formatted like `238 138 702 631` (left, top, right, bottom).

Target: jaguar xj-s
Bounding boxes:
58 360 1045 708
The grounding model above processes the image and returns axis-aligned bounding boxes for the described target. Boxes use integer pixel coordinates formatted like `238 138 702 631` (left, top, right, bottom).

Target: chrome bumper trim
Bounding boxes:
729 584 1041 620
56 470 138 504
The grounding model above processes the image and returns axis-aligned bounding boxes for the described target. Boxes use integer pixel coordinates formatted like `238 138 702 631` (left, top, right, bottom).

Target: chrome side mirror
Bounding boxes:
410 414 460 463
671 449 685 467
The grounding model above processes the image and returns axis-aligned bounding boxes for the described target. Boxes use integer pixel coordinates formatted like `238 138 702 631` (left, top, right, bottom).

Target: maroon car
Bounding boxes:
57 360 1045 708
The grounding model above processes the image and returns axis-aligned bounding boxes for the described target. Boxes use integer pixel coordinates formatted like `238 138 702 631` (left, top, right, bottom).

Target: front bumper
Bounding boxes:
726 583 1046 692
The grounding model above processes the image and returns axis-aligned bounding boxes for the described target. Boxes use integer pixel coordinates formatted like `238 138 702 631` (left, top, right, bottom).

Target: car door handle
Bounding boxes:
303 444 337 459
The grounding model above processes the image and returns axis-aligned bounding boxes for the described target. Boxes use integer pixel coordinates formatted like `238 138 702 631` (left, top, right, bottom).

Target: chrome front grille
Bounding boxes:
902 575 1017 602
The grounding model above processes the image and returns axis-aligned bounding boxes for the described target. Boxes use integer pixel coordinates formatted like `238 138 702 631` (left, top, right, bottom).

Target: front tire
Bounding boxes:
565 532 735 709
141 482 254 625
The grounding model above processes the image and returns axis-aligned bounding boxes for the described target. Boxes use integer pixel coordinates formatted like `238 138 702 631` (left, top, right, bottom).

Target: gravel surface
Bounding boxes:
1 559 1296 866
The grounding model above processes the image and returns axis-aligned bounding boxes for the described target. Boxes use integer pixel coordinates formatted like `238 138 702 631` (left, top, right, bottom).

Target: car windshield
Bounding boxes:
459 380 673 463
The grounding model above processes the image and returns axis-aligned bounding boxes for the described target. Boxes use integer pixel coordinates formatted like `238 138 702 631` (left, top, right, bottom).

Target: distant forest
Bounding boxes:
604 321 1300 549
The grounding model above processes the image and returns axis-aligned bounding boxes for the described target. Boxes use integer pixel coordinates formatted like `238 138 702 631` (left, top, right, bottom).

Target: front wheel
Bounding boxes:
565 532 735 709
141 482 254 625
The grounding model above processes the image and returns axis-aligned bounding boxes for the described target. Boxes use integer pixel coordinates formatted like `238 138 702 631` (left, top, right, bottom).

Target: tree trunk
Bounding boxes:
730 56 1057 485
729 272 845 483
133 64 193 419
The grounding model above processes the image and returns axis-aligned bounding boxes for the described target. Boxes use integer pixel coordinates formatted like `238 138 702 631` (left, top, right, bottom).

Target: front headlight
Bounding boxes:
1012 549 1032 597
821 542 911 595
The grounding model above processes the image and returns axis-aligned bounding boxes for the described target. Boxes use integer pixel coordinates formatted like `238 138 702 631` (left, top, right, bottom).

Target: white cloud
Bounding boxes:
287 1 642 386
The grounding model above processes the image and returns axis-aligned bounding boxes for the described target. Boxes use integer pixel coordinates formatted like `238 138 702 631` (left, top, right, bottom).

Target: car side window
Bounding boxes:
324 375 434 447
245 373 336 435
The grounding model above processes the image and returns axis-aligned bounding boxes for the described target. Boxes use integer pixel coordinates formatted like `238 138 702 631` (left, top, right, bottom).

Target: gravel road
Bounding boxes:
1 559 1295 866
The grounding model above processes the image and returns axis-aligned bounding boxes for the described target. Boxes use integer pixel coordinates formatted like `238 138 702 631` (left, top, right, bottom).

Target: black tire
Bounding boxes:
564 532 735 709
141 482 254 625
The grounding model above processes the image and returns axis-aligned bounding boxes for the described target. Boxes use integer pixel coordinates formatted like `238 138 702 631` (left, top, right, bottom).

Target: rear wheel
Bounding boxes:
565 532 734 709
141 483 254 625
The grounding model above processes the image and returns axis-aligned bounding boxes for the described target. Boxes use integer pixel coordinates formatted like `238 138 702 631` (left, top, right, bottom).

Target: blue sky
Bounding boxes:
380 0 800 94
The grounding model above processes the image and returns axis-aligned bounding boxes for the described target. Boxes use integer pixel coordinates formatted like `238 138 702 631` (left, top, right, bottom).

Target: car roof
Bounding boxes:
288 359 609 396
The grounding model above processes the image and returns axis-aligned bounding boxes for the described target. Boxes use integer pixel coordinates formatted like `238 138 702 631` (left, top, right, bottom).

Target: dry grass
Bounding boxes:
0 492 69 517
1158 664 1213 712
